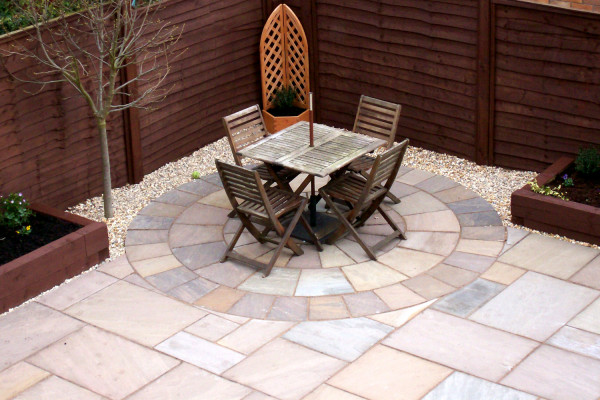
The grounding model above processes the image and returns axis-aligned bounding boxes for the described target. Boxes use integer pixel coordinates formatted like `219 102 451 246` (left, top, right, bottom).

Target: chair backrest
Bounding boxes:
369 138 410 192
352 95 401 149
222 105 269 165
216 160 267 211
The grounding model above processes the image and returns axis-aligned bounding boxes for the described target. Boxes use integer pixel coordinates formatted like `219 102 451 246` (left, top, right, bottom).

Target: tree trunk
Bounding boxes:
97 119 113 218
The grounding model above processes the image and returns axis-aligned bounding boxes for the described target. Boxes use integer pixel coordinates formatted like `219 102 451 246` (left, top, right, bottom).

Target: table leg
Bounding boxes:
309 176 318 226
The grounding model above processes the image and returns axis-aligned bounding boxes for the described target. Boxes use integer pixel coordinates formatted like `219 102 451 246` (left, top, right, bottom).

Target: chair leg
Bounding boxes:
321 191 377 260
385 191 401 204
377 205 407 240
264 206 306 277
221 223 245 262
299 214 323 251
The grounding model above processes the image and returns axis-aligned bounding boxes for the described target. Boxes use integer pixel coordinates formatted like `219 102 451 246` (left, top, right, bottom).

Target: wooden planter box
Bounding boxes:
0 203 109 313
511 156 600 245
262 108 310 133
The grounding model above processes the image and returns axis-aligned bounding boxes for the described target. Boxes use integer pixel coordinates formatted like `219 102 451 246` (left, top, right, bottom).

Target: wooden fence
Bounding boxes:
0 0 598 208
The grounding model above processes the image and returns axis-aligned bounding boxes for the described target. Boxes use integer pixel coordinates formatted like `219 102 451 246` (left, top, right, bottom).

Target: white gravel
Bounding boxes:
68 138 597 259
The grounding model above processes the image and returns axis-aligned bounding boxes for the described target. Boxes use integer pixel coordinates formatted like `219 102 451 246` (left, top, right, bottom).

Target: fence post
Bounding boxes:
120 62 143 184
476 0 492 165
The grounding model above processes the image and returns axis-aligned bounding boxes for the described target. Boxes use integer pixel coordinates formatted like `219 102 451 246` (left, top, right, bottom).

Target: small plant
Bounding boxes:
191 171 201 179
562 174 574 187
0 193 34 233
271 85 297 110
528 181 568 201
575 147 600 176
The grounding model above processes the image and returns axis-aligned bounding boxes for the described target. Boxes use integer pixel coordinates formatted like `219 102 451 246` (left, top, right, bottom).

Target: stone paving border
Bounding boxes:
125 167 509 321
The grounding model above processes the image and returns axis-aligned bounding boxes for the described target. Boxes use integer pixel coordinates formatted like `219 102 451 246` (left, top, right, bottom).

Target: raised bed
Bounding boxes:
0 203 109 313
511 156 600 245
262 108 310 133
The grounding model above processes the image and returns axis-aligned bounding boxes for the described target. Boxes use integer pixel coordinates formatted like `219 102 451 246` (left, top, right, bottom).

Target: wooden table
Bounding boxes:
238 121 386 241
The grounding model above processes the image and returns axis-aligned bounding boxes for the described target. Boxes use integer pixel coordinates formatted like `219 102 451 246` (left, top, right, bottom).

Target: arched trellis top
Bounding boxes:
260 4 310 111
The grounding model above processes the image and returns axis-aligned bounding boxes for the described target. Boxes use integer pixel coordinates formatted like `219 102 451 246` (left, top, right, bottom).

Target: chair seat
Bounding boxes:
320 173 385 205
348 154 375 173
254 163 299 183
238 187 304 219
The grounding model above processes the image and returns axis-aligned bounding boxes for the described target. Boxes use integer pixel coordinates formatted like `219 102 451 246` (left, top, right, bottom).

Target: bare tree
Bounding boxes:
2 0 182 218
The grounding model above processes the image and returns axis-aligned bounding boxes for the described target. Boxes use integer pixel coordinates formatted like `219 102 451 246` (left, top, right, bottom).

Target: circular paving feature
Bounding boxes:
125 167 506 321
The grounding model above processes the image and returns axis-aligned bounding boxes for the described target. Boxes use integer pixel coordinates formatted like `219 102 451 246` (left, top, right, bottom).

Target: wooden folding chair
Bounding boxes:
347 95 403 204
216 160 322 277
222 105 299 190
319 139 409 260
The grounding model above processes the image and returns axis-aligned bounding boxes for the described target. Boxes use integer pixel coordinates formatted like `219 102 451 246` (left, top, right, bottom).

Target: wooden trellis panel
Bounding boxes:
260 4 310 111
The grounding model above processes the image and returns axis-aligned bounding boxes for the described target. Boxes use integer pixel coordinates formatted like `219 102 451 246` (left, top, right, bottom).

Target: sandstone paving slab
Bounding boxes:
374 283 427 309
168 277 219 303
194 286 246 313
28 325 178 400
319 244 356 268
155 189 200 206
500 227 529 255
131 254 182 277
169 224 223 248
368 300 436 327
0 303 84 371
199 190 233 209
128 215 174 230
223 218 242 234
176 203 231 226
138 201 186 218
470 272 598 341
335 239 372 263
185 314 240 342
172 241 228 270
268 296 308 321
0 362 50 400
13 376 105 400
283 317 393 362
243 392 278 400
402 275 456 300
156 332 244 375
328 345 451 400
126 242 172 262
432 278 505 318
480 262 526 285
97 255 134 279
392 191 448 215
501 345 600 400
547 326 600 360
455 239 504 257
446 197 496 214
125 229 169 246
342 261 408 291
383 309 538 381
404 210 460 232
396 169 436 185
388 181 420 199
124 273 159 292
461 226 506 241
238 268 300 296
397 231 460 256
127 362 251 400
178 179 222 196
224 339 346 400
303 384 365 400
218 320 295 354
287 245 322 269
422 371 536 400
498 234 599 279
570 255 600 290
443 251 495 273
415 175 460 193
197 260 255 287
309 296 350 320
378 248 444 277
36 270 117 310
456 211 502 227
295 269 354 296
433 185 479 204
568 297 600 335
200 173 224 188
343 291 390 316
65 281 205 347
228 293 275 319
146 266 197 292
223 232 258 247
426 264 478 288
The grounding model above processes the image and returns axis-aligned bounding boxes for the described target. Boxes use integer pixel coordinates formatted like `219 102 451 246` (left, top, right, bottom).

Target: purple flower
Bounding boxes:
562 174 569 180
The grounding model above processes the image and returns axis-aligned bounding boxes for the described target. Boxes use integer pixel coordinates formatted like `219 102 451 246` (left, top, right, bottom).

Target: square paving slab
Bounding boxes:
13 376 104 400
422 371 536 400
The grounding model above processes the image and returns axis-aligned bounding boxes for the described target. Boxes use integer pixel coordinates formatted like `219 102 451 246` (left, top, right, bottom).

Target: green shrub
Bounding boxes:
574 147 600 176
0 192 34 234
271 85 297 110
0 1 85 35
191 171 201 179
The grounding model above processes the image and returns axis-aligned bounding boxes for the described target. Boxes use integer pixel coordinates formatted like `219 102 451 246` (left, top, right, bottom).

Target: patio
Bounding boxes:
1 167 599 400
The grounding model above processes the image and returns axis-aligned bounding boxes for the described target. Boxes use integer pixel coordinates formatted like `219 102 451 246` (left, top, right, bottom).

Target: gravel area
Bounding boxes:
68 138 595 259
